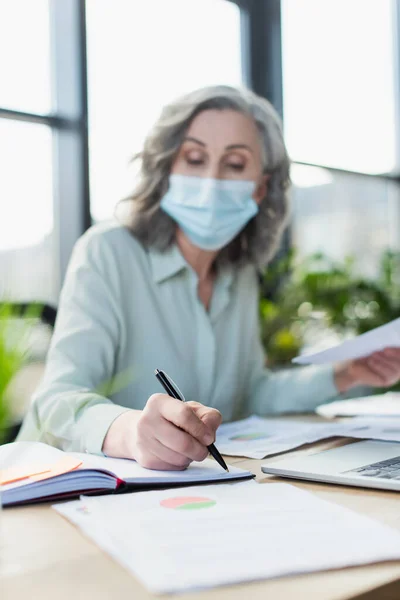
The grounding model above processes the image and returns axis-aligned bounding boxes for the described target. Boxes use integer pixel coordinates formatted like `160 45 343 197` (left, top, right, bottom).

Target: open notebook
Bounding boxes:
0 442 254 507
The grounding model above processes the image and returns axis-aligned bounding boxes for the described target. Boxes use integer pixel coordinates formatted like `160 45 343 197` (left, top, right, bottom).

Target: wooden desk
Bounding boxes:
2 437 400 600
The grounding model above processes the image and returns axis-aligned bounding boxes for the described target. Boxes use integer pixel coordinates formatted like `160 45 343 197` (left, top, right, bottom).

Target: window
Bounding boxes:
282 0 398 175
1 1 88 304
282 0 400 273
86 0 243 222
0 119 56 303
290 165 400 276
0 0 51 114
0 0 56 304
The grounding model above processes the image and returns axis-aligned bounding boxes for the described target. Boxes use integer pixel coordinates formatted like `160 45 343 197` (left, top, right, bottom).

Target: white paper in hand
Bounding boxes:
293 317 400 365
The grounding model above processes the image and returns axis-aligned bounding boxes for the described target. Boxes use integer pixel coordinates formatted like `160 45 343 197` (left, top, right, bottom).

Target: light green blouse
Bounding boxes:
18 222 339 454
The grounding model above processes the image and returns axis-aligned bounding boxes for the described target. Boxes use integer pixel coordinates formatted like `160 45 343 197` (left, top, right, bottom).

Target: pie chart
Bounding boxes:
160 496 216 510
230 432 269 441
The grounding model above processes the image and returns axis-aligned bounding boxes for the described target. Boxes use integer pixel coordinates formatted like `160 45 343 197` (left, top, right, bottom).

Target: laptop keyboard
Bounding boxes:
345 456 400 480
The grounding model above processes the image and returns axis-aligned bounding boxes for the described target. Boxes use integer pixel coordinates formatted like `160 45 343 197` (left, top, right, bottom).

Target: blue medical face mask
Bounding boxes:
160 174 259 251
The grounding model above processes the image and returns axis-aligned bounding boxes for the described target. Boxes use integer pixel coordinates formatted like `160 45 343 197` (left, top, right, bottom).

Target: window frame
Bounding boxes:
0 0 90 292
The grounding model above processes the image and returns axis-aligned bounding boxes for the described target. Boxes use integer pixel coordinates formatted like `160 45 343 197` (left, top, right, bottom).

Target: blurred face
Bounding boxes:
171 109 268 205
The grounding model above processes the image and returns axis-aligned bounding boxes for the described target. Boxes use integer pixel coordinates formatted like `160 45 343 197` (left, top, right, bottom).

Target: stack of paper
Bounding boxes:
316 392 400 418
216 416 400 459
216 416 346 459
341 417 400 443
55 481 400 593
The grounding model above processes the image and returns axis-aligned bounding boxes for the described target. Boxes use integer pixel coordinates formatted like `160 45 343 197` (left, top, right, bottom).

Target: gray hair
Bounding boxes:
120 85 290 268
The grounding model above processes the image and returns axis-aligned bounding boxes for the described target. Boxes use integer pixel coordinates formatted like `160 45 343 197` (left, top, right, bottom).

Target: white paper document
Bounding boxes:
344 417 400 443
55 481 400 594
216 415 400 459
215 416 350 459
317 392 400 418
292 317 400 365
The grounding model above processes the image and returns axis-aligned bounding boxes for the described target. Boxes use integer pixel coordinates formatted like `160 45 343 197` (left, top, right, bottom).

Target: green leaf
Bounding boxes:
94 367 136 397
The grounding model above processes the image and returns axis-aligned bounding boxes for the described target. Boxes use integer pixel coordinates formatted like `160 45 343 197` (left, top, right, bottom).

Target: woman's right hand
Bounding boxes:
102 393 222 470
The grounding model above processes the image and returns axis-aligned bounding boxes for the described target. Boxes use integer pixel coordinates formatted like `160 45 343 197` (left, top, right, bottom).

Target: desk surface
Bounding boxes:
2 430 400 600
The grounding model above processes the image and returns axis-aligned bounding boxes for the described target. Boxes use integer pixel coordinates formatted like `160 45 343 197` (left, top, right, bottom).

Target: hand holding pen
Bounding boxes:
104 371 224 471
155 369 228 472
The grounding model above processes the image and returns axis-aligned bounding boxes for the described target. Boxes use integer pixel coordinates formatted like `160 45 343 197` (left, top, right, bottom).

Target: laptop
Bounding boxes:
261 440 400 492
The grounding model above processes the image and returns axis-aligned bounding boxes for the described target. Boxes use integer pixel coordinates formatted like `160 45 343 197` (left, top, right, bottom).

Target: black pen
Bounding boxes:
154 368 229 472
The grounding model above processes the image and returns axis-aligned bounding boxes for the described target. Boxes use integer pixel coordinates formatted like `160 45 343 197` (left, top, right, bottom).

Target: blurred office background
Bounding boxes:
1 0 400 435
1 0 399 304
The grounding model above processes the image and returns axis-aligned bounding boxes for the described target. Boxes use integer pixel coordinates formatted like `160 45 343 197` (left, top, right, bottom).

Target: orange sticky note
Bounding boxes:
0 456 83 486
0 465 51 486
30 456 83 481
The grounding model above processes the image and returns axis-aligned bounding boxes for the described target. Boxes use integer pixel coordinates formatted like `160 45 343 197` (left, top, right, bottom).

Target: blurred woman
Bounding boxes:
18 85 400 469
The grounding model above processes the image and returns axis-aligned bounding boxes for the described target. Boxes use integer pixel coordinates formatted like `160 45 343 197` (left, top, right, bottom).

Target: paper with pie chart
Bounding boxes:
215 416 353 459
55 481 400 593
160 495 217 510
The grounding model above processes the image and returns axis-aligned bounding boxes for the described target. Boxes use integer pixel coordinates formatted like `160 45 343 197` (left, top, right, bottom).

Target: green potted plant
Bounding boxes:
0 303 38 444
259 248 400 390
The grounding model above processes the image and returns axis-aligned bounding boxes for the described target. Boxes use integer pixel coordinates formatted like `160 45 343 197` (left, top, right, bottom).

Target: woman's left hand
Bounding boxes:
334 347 400 393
